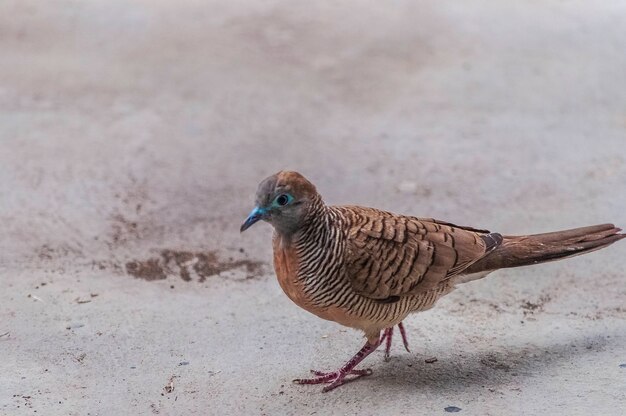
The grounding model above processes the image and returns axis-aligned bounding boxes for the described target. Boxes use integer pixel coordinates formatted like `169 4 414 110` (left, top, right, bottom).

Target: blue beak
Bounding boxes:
240 206 267 232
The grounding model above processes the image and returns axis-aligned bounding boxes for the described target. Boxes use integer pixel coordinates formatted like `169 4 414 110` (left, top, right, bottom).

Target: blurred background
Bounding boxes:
1 1 625 415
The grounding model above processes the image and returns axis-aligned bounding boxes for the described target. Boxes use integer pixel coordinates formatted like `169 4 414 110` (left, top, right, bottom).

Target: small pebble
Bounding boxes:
425 357 438 364
445 406 462 413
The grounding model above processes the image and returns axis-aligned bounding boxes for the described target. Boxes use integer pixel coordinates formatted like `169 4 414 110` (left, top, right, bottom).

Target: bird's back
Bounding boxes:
333 205 501 294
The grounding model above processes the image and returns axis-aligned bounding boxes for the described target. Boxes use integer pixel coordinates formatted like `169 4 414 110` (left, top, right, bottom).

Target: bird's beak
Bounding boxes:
240 206 267 232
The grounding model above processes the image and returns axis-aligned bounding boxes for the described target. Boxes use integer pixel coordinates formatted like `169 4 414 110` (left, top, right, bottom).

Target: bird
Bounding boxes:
240 170 625 392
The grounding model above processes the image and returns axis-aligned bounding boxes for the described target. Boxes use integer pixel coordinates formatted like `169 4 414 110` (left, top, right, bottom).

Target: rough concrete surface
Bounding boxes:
1 1 626 415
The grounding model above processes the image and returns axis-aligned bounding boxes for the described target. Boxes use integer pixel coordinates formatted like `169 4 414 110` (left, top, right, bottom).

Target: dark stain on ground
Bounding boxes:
125 250 264 282
126 258 167 281
520 294 552 316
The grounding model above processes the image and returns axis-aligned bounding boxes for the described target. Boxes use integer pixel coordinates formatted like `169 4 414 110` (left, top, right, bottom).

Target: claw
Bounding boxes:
309 369 371 377
292 341 379 392
293 368 372 388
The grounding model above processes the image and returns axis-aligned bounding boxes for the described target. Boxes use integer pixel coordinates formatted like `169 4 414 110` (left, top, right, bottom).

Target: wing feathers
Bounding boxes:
340 206 496 300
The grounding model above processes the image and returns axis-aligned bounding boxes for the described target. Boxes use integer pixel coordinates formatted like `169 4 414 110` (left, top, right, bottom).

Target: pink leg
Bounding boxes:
379 322 411 360
293 339 380 392
397 322 411 353
380 327 394 361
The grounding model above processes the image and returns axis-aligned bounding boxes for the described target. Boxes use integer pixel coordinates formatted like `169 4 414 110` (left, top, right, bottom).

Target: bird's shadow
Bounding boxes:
356 330 618 395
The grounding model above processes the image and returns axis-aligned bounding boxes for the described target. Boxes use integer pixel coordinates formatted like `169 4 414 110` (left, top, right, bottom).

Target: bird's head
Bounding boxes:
240 170 319 236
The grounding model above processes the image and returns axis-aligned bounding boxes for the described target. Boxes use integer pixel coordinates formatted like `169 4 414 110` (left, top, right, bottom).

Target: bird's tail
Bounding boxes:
465 224 625 274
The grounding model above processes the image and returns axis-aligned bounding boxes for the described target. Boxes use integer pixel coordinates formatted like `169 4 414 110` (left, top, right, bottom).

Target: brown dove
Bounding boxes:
240 170 625 392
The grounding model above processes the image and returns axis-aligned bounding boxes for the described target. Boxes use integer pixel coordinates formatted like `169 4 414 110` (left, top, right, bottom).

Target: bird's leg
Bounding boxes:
380 322 411 360
293 339 380 392
380 322 411 361
397 322 411 353
380 327 394 361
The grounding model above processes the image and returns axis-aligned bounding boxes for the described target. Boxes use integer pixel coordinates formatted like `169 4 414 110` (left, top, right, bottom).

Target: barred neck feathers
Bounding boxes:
291 205 348 301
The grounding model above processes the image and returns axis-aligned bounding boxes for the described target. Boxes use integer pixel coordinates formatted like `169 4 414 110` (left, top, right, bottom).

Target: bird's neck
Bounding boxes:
275 196 330 249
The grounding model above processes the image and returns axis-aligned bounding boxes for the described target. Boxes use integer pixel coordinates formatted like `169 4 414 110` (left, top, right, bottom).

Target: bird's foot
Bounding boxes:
380 322 411 361
293 368 373 392
292 340 380 392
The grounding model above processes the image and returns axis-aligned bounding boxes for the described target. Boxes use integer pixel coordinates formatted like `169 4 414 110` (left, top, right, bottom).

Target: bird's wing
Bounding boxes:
341 206 501 300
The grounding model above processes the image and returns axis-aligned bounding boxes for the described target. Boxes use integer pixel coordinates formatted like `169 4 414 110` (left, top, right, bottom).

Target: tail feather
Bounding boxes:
465 224 625 274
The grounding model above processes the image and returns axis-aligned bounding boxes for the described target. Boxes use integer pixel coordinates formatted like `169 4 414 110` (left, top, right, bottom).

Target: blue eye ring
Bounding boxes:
274 193 293 206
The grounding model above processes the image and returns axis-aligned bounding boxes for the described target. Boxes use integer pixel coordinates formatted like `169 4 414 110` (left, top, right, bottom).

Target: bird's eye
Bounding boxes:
276 194 290 206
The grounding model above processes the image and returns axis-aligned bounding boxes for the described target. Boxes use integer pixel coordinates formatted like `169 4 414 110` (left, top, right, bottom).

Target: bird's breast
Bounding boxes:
271 236 375 330
272 239 314 312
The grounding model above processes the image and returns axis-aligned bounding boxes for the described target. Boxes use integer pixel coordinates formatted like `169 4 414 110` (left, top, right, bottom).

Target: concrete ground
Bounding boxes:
1 1 625 415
